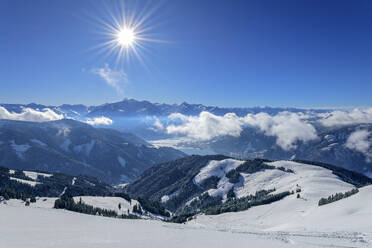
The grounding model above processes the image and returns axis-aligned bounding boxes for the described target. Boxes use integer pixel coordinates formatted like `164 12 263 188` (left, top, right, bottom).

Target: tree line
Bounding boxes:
318 188 359 206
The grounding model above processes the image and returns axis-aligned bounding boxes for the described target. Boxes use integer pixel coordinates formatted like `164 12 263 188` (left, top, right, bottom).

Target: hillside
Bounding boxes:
0 165 114 198
208 124 372 177
1 164 372 247
126 155 372 217
0 119 185 183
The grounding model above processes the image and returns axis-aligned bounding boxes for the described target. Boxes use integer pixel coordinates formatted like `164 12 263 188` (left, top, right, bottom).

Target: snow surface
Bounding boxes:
161 190 179 203
2 184 372 248
194 159 244 200
114 183 128 189
30 139 47 147
72 196 138 216
9 177 40 187
10 140 30 159
234 160 354 199
60 139 71 152
0 204 293 248
194 158 244 185
73 140 95 156
186 161 371 246
117 156 126 168
1 160 371 247
23 171 52 180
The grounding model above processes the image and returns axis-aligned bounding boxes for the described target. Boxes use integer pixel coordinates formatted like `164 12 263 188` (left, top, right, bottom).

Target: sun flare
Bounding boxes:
117 28 136 47
91 1 165 65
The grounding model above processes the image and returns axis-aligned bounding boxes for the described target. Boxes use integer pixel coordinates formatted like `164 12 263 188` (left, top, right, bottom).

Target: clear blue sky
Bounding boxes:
1 0 372 107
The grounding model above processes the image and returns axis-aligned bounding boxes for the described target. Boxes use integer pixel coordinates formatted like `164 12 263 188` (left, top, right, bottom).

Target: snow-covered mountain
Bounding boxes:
207 124 372 177
0 165 114 197
0 119 185 184
1 99 327 119
1 99 372 178
0 99 330 140
126 155 372 218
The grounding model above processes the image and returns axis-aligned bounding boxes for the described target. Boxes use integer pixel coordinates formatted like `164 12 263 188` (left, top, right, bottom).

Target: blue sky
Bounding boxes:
1 0 372 107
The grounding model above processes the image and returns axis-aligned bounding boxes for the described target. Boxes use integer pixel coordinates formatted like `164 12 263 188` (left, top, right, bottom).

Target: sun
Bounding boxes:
90 1 165 65
117 28 136 47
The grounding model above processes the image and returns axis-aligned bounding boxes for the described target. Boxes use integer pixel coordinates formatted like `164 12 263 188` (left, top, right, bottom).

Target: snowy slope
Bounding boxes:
1 194 371 248
1 160 371 247
235 160 355 198
23 171 52 180
194 159 244 200
186 161 372 245
192 159 355 205
0 204 296 248
72 196 140 216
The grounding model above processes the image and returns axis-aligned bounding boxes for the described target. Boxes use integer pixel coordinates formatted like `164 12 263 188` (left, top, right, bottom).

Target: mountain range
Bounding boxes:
1 99 371 178
0 119 185 184
1 99 329 119
207 124 372 177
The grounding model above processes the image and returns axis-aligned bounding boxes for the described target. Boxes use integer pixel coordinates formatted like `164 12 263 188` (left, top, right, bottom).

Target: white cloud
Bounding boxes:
319 108 372 127
151 116 164 131
91 64 128 94
85 116 113 126
167 112 243 140
165 111 318 150
346 129 372 161
243 112 318 150
0 106 64 122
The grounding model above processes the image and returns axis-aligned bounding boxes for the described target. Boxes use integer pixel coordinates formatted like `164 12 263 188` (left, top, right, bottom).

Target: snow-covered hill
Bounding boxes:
1 186 371 247
1 159 372 247
187 160 363 229
185 185 372 246
126 156 371 216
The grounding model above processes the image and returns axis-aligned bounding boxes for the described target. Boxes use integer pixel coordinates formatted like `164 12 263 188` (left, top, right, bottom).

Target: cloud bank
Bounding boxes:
150 116 164 131
167 112 243 140
91 64 128 94
243 112 318 150
165 111 318 150
319 108 372 127
85 116 113 126
346 129 372 161
0 106 64 122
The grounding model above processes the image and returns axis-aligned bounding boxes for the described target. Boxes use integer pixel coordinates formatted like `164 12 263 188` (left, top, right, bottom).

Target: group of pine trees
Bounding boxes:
137 197 170 217
318 188 359 206
204 189 292 215
0 188 35 202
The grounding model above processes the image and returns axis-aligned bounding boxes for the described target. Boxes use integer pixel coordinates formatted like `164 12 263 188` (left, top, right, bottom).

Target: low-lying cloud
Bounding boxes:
150 116 164 131
346 129 372 161
91 64 128 95
165 111 318 150
0 106 64 122
167 112 243 140
319 108 372 127
85 116 113 126
243 112 318 150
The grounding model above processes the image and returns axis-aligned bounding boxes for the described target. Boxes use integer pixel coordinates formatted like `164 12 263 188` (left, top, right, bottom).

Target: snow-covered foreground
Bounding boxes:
0 204 296 248
1 160 372 247
1 198 371 248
